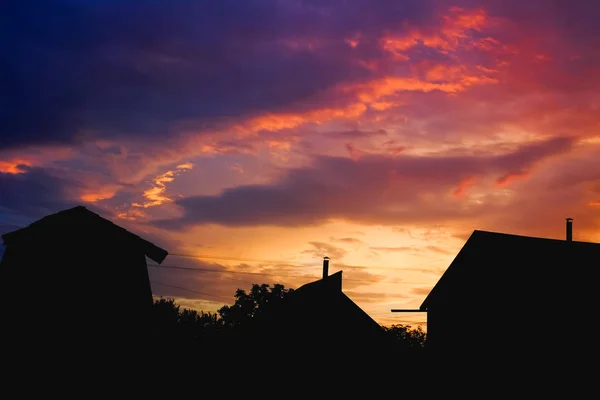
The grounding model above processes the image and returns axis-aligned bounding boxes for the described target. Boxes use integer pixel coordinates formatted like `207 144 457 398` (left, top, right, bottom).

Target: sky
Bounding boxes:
2 0 600 329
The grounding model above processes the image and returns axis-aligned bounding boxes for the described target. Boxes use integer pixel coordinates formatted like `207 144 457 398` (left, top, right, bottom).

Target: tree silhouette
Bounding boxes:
150 285 427 352
152 297 220 342
217 283 294 328
153 298 179 327
384 324 427 351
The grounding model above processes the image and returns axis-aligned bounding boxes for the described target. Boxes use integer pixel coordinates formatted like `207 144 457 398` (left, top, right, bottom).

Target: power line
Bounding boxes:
150 280 427 325
167 253 312 265
150 280 231 302
164 253 423 272
148 266 430 307
150 281 426 319
152 266 288 287
150 264 312 278
148 264 379 283
147 264 432 284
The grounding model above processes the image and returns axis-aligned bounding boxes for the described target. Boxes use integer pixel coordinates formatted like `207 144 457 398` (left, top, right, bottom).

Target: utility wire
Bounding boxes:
150 264 313 278
150 280 231 302
150 280 427 324
164 253 427 272
150 281 427 323
147 264 434 284
152 267 292 288
148 264 387 283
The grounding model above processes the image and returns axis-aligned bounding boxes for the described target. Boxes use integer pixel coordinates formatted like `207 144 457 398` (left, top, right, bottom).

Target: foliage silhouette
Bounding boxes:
152 297 221 342
151 282 426 352
217 283 294 327
384 324 427 350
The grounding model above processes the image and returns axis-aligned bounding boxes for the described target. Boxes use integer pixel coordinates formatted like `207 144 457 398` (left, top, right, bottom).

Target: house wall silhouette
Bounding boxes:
420 220 599 355
0 206 168 351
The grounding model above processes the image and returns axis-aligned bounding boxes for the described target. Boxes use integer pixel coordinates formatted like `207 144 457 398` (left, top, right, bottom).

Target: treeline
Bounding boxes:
151 282 426 351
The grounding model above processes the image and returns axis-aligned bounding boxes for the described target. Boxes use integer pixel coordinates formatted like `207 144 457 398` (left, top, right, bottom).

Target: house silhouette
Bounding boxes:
420 219 599 356
227 257 391 360
0 205 168 354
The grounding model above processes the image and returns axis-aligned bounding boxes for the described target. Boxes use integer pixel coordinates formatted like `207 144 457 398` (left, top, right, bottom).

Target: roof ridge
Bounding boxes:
1 205 169 263
472 229 600 245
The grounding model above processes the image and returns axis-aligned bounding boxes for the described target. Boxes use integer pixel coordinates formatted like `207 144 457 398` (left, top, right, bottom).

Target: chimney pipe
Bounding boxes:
566 218 573 241
322 256 329 279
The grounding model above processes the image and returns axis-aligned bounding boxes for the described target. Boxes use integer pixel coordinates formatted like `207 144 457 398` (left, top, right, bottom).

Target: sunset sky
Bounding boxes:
2 0 600 329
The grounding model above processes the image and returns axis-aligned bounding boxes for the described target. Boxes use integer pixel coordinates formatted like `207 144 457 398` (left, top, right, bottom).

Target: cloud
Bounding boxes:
0 167 80 219
344 291 409 304
302 241 347 260
411 287 433 296
370 246 417 253
330 237 365 245
425 245 451 255
3 0 430 149
153 136 574 229
331 266 388 290
370 245 451 255
5 0 596 212
4 0 563 152
132 163 194 208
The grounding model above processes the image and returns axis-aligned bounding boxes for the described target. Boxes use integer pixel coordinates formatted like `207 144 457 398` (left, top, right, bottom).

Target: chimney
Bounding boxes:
322 256 329 279
566 218 573 241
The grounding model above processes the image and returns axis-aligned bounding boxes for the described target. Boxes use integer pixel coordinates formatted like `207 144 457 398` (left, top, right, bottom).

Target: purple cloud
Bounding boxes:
2 0 435 149
0 167 80 218
153 136 573 229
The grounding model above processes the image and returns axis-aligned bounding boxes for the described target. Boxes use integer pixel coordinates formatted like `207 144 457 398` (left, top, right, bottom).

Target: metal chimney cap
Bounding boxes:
566 217 573 221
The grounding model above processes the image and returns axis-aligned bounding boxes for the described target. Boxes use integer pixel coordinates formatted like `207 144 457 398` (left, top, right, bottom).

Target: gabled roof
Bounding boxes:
1 206 168 264
248 271 384 338
292 269 343 296
420 230 600 310
290 271 383 331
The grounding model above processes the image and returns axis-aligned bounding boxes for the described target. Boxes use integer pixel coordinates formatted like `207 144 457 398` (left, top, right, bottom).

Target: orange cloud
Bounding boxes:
387 146 407 156
239 103 367 134
346 143 367 161
352 74 495 104
453 176 477 198
267 140 292 151
426 65 467 82
381 7 491 56
80 188 119 203
356 77 463 102
370 101 399 111
382 140 407 156
116 208 147 221
496 170 530 186
176 162 194 169
345 36 360 48
133 163 194 208
0 159 32 174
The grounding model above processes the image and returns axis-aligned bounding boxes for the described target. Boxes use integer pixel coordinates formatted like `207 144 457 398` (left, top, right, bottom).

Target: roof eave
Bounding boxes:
143 241 169 264
418 230 478 309
1 206 169 263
